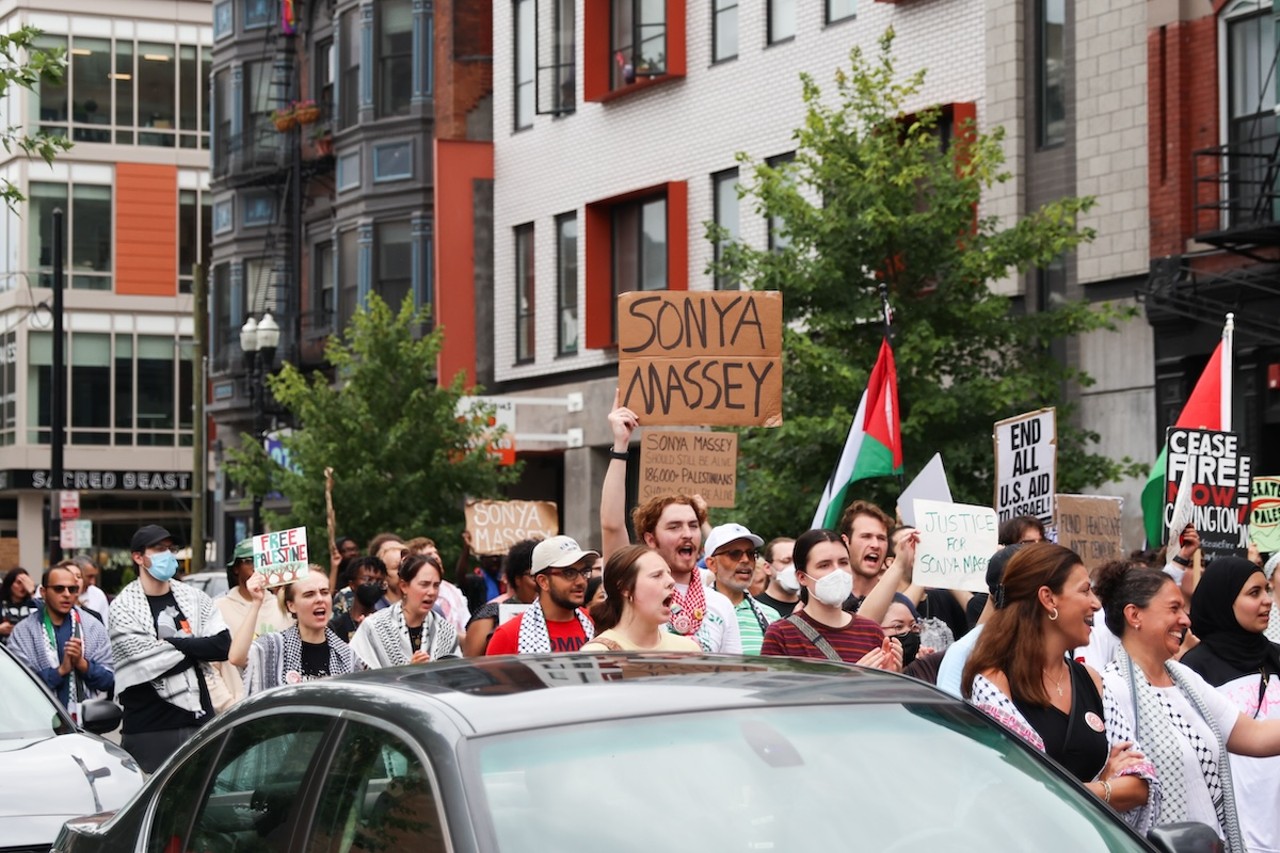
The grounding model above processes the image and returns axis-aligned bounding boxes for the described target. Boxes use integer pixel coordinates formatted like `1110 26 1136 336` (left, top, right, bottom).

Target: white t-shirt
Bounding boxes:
1213 672 1280 853
1074 620 1120 671
1102 661 1239 836
668 583 742 654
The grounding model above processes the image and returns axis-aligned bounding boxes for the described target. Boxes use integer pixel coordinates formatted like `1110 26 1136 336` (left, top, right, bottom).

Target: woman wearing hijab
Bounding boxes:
1180 557 1280 853
1096 559 1280 853
964 544 1156 826
351 554 460 667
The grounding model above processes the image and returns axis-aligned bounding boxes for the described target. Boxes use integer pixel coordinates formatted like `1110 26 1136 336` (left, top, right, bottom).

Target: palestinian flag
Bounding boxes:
812 338 903 530
1140 340 1226 546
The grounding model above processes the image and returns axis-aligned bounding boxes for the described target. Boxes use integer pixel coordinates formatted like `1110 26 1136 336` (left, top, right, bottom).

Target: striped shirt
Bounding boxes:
734 596 782 655
760 610 885 663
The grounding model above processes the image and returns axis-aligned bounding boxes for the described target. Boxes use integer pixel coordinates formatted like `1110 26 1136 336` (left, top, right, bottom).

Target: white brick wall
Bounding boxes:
491 0 987 384
1075 0 1148 283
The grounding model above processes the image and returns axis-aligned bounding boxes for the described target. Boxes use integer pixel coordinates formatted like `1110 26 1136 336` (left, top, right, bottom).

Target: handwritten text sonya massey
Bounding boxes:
617 291 783 427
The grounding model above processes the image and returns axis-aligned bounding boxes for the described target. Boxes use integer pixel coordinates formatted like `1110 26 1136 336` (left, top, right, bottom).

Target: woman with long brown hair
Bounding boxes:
963 543 1156 828
581 545 699 652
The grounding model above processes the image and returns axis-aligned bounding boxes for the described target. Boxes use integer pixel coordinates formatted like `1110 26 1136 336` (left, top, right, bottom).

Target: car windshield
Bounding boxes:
0 646 72 740
471 703 1148 853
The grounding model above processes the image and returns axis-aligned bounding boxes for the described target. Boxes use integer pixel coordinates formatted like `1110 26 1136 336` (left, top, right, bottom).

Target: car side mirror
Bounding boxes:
79 699 123 735
1147 822 1224 853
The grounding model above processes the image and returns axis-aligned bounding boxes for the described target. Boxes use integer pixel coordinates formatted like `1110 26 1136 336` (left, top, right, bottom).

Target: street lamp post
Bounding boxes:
239 312 279 535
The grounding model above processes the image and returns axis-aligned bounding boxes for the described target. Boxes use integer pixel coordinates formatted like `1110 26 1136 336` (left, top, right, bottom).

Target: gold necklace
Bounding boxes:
1045 662 1067 698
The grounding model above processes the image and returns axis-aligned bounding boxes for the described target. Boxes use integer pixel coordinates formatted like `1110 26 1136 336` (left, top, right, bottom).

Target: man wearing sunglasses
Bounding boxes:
485 536 599 655
9 565 114 719
706 523 781 655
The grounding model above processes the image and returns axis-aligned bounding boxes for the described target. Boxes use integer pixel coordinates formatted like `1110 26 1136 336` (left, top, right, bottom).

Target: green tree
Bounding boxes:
225 295 519 552
708 30 1145 538
1 27 71 209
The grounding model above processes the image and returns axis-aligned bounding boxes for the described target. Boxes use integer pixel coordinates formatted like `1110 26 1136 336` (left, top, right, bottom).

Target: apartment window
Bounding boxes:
766 152 795 252
768 0 795 44
243 192 276 228
514 0 535 129
138 44 176 147
337 151 361 190
245 258 277 320
556 213 578 355
211 263 233 353
515 224 535 363
1037 0 1065 148
0 332 15 446
339 229 360 327
613 196 667 301
213 67 231 174
611 0 667 89
1226 7 1276 225
378 0 413 117
71 38 111 142
552 0 576 112
315 241 335 330
712 168 740 289
244 0 272 29
213 198 233 234
71 334 110 445
373 141 412 181
178 46 203 148
375 221 412 310
713 0 738 62
30 182 113 290
340 10 361 129
317 38 335 113
214 2 233 38
826 0 856 24
246 60 275 141
178 189 212 295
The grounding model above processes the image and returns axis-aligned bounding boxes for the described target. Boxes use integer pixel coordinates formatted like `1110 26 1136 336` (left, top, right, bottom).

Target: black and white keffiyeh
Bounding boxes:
516 600 594 654
244 625 362 696
109 579 226 717
350 601 458 669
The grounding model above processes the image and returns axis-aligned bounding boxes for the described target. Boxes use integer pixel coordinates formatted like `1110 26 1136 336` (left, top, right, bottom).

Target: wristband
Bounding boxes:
1100 780 1112 803
608 448 630 461
1171 554 1192 567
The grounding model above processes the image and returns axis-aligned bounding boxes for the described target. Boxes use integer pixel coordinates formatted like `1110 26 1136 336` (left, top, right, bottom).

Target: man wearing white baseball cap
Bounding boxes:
705 523 781 654
485 535 599 655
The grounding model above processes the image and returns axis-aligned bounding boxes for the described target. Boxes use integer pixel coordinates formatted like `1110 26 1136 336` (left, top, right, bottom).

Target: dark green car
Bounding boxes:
52 654 1219 853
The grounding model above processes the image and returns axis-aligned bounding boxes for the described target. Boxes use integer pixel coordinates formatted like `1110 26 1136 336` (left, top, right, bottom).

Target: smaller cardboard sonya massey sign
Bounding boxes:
254 526 310 588
1163 428 1251 559
639 430 738 507
994 408 1057 527
912 499 1000 593
617 291 783 427
465 500 560 556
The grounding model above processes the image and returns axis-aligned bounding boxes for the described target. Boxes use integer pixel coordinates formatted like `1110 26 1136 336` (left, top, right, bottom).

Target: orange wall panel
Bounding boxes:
434 139 493 387
115 163 178 296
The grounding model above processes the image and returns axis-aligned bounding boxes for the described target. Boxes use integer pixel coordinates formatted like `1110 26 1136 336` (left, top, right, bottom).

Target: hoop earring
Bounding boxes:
1048 607 1059 622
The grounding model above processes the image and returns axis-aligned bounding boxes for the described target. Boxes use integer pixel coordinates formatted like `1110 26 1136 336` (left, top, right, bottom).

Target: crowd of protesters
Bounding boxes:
3 395 1280 853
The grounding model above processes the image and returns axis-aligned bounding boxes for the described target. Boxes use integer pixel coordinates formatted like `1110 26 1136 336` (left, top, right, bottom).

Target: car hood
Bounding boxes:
0 732 143 843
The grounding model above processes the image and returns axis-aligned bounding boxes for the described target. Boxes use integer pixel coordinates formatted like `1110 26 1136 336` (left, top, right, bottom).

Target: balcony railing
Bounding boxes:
1193 127 1280 248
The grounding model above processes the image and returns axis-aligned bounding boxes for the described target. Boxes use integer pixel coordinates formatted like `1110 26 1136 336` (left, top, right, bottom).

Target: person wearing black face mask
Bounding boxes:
329 556 388 643
880 595 928 668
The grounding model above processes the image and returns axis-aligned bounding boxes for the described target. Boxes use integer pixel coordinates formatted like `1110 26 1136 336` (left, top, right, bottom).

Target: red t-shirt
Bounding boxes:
484 610 592 655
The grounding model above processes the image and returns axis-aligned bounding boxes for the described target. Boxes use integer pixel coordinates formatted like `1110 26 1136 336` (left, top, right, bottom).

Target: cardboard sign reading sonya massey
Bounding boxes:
254 526 310 588
465 500 560 556
639 430 738 507
617 291 783 427
912 499 1000 592
1055 495 1124 570
994 408 1057 528
1163 428 1251 559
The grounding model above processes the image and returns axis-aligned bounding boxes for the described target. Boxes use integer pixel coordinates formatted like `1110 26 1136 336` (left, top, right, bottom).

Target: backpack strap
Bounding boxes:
785 614 843 663
594 637 624 652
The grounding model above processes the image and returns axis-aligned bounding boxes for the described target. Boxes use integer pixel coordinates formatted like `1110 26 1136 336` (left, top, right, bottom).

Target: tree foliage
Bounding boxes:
0 27 72 209
225 296 519 550
707 30 1146 538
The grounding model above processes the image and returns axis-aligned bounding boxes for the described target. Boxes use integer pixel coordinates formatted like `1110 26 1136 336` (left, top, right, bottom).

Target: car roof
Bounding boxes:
251 654 962 736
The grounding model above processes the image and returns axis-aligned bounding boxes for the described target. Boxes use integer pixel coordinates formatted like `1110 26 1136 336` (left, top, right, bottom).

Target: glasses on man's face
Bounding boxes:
48 585 80 595
549 567 591 582
717 548 759 563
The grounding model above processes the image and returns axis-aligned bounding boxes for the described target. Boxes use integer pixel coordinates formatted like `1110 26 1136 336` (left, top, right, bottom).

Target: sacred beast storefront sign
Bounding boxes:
0 470 193 492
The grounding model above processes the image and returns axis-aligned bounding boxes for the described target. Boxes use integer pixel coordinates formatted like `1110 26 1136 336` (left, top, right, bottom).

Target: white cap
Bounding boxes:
703 523 764 558
531 535 601 574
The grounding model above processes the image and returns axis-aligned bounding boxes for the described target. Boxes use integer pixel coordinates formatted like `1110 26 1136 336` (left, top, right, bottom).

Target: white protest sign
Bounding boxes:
898 453 952 527
913 498 1000 593
994 408 1057 527
499 603 531 626
253 526 310 588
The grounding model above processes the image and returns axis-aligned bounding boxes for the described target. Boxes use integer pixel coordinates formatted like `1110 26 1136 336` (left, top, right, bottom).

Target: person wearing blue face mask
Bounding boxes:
108 524 233 773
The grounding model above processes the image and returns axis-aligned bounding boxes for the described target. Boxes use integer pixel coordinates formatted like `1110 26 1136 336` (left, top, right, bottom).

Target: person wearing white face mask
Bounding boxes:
757 537 800 618
109 524 234 773
760 529 902 670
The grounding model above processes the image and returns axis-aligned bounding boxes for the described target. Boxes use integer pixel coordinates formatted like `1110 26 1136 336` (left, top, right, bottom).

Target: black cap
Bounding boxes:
131 524 175 553
986 543 1025 598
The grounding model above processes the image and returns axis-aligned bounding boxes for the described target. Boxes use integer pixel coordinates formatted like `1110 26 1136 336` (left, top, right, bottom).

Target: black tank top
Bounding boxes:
1013 658 1107 782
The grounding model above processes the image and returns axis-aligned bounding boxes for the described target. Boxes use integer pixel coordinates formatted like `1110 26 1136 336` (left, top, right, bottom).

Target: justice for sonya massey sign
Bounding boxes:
912 498 1000 593
617 291 783 427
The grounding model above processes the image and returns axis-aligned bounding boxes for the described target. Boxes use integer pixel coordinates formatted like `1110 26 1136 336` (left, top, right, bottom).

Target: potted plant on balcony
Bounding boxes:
273 105 296 132
311 126 333 157
294 99 320 125
636 52 665 77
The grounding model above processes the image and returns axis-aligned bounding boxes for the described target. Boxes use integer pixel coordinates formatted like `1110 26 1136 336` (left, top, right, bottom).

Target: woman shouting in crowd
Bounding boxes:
352 554 459 667
244 570 362 695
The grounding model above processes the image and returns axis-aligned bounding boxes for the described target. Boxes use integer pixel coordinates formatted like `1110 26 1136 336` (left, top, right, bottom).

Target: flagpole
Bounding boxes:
879 282 905 491
1222 313 1234 432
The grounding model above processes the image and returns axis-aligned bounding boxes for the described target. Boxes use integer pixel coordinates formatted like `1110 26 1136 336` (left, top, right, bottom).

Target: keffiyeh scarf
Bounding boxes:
670 579 708 637
971 672 1161 834
1108 648 1243 852
517 600 594 653
350 602 459 669
109 580 227 717
244 626 361 696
